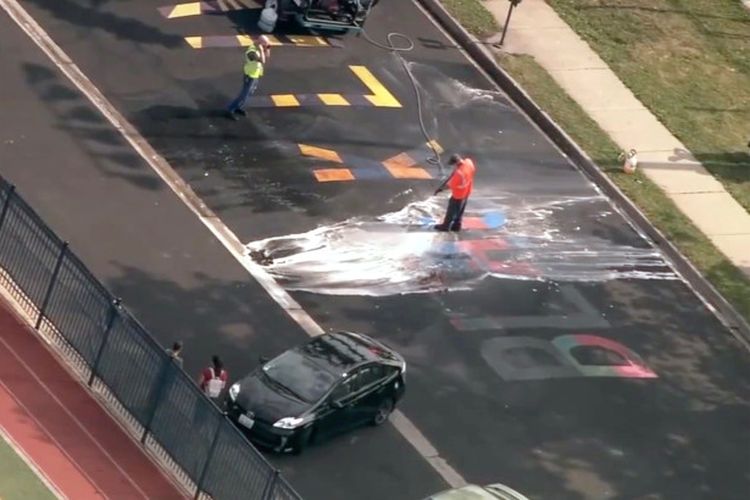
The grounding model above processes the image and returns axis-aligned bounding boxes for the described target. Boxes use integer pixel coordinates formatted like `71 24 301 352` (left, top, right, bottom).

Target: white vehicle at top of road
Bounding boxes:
425 483 530 500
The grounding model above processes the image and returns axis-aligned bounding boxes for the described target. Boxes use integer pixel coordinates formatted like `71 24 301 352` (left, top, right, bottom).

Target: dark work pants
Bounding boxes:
440 196 468 231
227 75 259 113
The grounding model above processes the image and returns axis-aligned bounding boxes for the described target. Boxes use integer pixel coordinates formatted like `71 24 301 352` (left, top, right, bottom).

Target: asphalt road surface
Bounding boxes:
2 0 750 499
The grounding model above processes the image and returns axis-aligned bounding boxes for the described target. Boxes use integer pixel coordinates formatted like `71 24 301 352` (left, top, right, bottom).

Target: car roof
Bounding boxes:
298 331 402 377
426 484 529 500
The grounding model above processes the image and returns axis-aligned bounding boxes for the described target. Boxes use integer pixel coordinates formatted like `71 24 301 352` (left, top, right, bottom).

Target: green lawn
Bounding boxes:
440 0 499 38
546 0 750 213
438 0 750 323
497 53 750 322
0 435 56 500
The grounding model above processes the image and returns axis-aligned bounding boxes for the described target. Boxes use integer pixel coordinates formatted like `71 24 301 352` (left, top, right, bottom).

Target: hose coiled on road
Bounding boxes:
360 30 444 175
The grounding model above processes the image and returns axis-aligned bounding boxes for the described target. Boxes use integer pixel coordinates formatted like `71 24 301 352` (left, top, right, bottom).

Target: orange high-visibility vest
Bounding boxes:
447 158 476 200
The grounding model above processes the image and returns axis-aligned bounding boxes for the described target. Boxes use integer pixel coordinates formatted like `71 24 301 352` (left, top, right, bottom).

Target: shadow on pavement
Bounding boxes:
23 62 164 191
23 0 184 47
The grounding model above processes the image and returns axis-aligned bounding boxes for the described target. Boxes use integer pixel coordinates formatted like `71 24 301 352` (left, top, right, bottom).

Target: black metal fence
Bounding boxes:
0 176 301 500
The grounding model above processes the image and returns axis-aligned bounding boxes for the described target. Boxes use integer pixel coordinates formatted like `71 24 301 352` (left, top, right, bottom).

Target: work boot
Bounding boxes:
227 110 239 121
236 109 247 116
449 224 461 232
434 224 448 232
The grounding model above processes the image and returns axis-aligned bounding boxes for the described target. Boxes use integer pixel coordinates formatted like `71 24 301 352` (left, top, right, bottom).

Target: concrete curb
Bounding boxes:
414 0 750 348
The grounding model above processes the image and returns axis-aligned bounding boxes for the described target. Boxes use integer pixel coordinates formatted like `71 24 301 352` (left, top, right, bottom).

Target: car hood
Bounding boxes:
235 372 310 423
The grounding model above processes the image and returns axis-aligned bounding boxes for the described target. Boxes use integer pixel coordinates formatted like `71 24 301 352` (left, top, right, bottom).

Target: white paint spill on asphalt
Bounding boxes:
246 194 677 296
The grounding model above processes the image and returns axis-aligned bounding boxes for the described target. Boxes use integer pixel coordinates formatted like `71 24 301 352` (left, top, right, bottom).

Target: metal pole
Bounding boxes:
0 185 15 233
499 2 516 47
261 469 280 500
194 419 223 500
35 242 68 330
88 298 121 386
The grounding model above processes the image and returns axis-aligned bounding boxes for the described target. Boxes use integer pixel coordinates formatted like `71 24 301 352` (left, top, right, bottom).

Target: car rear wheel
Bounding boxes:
371 398 394 426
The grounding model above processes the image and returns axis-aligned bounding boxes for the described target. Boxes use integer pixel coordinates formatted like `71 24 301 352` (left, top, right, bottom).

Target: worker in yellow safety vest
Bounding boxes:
434 154 477 232
227 36 271 120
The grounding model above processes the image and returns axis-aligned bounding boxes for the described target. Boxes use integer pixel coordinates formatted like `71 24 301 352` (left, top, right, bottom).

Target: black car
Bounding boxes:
226 331 406 454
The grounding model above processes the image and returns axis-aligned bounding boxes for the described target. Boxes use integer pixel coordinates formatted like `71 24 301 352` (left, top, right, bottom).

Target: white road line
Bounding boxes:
0 0 467 489
0 422 66 500
0 337 150 499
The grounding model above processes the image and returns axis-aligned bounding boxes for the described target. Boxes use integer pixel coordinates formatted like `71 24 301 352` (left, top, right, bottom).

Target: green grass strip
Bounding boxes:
498 53 750 322
440 0 500 39
547 0 750 213
0 435 56 500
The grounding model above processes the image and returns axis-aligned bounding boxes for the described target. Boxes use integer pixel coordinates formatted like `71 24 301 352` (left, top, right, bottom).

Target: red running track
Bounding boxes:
0 299 186 500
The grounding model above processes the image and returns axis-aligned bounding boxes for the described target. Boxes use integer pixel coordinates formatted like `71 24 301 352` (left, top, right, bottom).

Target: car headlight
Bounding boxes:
273 416 309 429
228 383 240 401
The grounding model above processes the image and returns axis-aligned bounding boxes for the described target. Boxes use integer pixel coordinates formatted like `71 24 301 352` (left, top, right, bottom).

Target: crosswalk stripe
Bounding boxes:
271 95 300 107
317 94 350 106
168 1 202 18
184 36 203 49
299 145 343 163
313 169 355 182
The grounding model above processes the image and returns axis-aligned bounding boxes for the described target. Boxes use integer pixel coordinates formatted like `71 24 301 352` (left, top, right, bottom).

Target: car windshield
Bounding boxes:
262 349 338 403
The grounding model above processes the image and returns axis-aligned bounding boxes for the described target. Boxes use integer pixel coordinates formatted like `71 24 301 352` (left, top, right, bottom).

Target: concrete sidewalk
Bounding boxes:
485 0 750 278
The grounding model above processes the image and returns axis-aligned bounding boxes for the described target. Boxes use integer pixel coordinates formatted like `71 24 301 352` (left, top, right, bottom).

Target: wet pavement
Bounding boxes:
3 0 750 499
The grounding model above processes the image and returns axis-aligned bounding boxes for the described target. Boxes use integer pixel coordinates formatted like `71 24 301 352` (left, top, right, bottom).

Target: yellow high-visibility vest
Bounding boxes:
243 44 264 79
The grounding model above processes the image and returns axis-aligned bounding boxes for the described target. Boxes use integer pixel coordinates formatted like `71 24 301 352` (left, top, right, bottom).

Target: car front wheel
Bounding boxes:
371 398 394 426
290 425 314 455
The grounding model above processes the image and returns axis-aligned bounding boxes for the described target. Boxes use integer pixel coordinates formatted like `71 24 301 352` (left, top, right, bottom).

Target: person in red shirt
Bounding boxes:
198 355 228 404
434 154 477 232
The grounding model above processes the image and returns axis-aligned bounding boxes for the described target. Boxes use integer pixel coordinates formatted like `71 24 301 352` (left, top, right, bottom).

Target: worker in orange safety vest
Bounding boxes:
433 154 476 232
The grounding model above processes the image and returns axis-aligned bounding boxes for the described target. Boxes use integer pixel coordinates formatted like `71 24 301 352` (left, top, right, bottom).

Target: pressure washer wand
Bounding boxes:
433 167 455 195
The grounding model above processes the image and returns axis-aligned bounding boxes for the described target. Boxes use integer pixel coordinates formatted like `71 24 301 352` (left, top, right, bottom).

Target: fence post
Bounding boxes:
262 469 280 500
35 242 68 330
0 184 15 233
88 298 122 386
194 418 223 500
140 356 174 444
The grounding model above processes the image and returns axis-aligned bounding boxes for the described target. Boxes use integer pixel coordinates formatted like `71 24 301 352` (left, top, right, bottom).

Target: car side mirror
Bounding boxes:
259 356 270 365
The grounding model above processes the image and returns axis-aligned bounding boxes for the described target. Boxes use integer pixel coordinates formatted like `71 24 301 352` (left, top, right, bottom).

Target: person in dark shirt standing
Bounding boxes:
166 341 183 368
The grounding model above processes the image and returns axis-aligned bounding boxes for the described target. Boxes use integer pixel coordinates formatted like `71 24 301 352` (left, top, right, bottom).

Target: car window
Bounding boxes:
331 368 372 401
348 371 364 393
358 365 386 388
330 377 354 401
262 350 337 403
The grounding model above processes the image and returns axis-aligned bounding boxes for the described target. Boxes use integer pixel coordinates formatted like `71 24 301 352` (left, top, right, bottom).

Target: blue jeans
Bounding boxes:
227 75 259 113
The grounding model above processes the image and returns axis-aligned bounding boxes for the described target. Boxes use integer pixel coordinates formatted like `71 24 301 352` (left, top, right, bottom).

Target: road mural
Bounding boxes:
246 194 676 296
